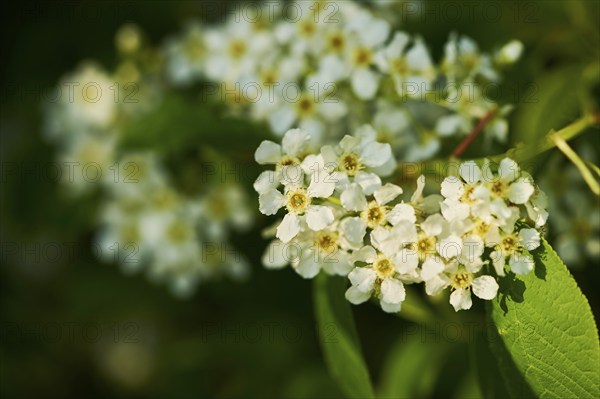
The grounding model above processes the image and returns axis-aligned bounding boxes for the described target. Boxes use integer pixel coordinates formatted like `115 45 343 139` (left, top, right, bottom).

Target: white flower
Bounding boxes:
344 230 408 313
343 11 390 99
375 32 435 97
341 182 403 230
449 272 499 311
254 128 313 190
259 176 336 243
490 227 541 276
443 32 498 83
321 125 396 183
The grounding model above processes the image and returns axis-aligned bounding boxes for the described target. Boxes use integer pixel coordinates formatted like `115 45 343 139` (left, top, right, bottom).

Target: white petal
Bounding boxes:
381 278 406 304
435 114 464 137
279 164 304 186
440 199 470 222
509 253 534 275
393 249 419 274
420 256 445 280
341 217 367 243
388 203 416 225
508 178 534 204
354 172 382 195
387 32 410 58
371 227 402 257
459 161 482 185
348 267 377 292
319 100 348 121
301 154 325 175
421 214 446 237
360 141 393 168
441 177 464 199
261 240 288 269
259 189 285 215
371 154 397 178
254 170 278 194
282 128 310 157
268 105 296 134
341 183 368 211
498 158 519 182
295 254 320 278
390 221 418 245
339 135 360 152
351 68 379 100
472 185 491 200
352 246 377 264
374 183 403 205
410 175 426 203
460 235 485 263
380 300 402 313
255 141 281 164
437 234 463 260
306 205 334 231
406 38 432 70
450 288 472 311
491 250 506 276
345 286 372 304
276 213 301 243
472 276 499 300
425 274 449 296
307 173 336 198
519 228 541 250
363 18 390 47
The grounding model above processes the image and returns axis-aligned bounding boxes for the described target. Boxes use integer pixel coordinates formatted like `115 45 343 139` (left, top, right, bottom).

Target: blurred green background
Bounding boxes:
1 1 598 398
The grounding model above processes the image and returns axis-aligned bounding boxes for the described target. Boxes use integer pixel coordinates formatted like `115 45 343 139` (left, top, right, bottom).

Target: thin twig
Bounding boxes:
451 108 497 158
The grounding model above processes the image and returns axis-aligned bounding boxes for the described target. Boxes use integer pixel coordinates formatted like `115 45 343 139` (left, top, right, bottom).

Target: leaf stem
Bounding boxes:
550 132 600 195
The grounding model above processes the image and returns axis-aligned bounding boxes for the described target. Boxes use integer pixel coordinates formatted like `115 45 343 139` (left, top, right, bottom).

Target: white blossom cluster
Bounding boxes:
255 128 548 312
43 59 252 295
164 0 523 159
96 152 252 297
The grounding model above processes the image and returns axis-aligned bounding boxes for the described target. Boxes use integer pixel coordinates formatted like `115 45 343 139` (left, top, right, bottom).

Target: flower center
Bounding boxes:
490 179 506 197
152 188 177 210
361 201 387 228
299 19 316 37
451 270 473 290
261 69 278 85
315 231 339 254
501 234 518 253
167 221 190 243
352 47 372 67
296 96 315 117
416 234 436 259
277 155 300 169
374 256 395 279
474 220 490 236
461 185 476 204
228 39 246 59
286 189 310 214
339 153 362 176
392 57 408 75
328 32 345 53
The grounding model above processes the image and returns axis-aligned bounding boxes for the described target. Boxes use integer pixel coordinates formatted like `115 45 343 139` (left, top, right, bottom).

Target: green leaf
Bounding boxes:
473 327 528 399
487 238 600 398
313 274 375 399
378 333 448 399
